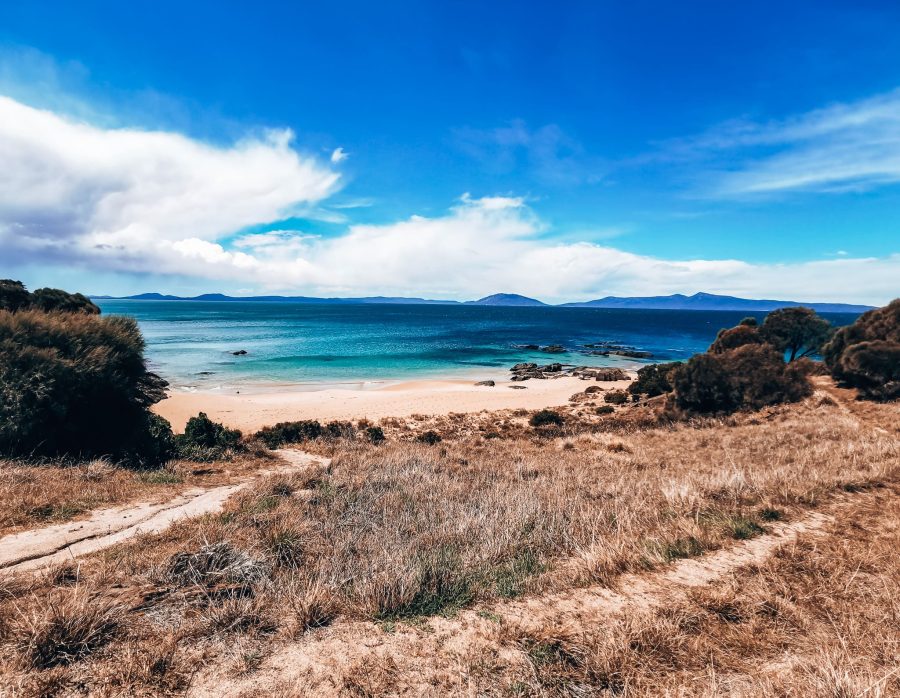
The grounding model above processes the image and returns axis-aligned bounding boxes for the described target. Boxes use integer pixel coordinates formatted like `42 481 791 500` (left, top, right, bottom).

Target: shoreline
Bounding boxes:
154 373 634 432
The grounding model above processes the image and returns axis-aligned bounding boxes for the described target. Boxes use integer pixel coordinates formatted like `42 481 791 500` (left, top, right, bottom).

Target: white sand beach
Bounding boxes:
154 375 633 432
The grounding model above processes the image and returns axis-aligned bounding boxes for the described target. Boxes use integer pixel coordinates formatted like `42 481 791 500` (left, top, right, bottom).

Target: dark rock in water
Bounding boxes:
520 344 540 350
232 350 248 356
539 344 565 353
595 368 629 381
508 385 528 389
475 380 496 386
197 371 215 375
511 362 538 372
610 350 652 359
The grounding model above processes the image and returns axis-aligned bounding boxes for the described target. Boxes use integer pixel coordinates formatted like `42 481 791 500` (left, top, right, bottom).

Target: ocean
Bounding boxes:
95 300 859 390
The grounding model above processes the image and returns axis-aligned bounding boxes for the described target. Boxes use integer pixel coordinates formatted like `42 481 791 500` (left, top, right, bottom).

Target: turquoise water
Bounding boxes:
96 300 859 389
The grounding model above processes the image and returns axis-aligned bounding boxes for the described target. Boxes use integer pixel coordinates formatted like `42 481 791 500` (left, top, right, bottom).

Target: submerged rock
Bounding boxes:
231 350 248 356
539 344 566 353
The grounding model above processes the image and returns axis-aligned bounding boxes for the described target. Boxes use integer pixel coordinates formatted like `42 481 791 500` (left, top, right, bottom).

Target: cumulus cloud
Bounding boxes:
0 95 339 262
330 147 348 163
1 95 896 305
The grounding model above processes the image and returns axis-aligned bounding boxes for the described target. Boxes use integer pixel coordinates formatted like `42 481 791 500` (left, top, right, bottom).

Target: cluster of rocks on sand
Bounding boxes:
508 362 629 382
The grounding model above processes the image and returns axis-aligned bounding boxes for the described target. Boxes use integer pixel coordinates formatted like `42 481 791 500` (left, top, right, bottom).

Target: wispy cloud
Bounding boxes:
330 147 348 163
657 88 900 197
453 119 606 186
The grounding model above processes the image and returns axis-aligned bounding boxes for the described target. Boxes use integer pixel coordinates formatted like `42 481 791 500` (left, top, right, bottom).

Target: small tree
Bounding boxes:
760 307 831 361
709 324 764 354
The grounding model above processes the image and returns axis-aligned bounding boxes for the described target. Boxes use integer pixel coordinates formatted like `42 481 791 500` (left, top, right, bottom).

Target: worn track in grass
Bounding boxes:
185 485 893 697
0 450 327 575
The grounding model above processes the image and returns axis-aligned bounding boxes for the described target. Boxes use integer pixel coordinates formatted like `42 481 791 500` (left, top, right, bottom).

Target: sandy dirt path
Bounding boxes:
0 450 327 575
186 488 884 697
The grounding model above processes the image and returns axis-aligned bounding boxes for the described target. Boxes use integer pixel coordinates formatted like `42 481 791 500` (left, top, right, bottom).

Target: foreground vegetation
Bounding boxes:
0 381 896 695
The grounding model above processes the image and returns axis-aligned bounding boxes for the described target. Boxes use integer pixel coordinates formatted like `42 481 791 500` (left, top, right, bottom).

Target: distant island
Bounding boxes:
90 291 874 314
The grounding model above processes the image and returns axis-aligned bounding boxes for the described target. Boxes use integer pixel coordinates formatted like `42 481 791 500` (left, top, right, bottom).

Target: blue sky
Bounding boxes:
0 1 898 303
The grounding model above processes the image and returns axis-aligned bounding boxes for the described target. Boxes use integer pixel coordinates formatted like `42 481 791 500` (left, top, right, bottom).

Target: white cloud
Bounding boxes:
0 95 339 260
330 147 348 163
659 88 900 196
1 95 896 305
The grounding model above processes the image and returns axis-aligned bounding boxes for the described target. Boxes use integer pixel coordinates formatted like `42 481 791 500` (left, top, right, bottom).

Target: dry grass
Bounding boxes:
0 381 897 695
499 482 900 696
0 453 276 536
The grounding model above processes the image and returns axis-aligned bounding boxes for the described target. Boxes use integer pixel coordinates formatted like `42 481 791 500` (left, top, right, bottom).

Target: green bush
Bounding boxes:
603 390 629 405
365 426 386 444
0 280 99 315
627 362 680 397
182 412 238 448
0 308 169 463
823 299 900 401
31 288 100 315
416 430 442 445
254 420 322 449
529 409 564 427
709 324 764 354
325 420 355 439
673 344 811 414
0 280 31 312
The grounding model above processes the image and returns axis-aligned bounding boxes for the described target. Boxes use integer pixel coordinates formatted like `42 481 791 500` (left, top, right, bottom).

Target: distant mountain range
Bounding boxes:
90 291 874 313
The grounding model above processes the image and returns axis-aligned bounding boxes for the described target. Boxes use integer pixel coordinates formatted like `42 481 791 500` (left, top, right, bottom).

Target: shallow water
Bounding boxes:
96 300 858 389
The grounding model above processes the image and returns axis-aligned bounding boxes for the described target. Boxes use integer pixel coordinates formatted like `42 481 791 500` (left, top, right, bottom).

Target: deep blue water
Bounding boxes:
96 300 859 388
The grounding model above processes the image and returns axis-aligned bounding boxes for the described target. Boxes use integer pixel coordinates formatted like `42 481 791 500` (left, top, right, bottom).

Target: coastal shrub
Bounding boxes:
595 405 615 415
673 345 811 414
603 390 629 405
628 362 680 397
529 409 564 427
176 412 242 459
709 324 764 354
255 420 322 449
0 279 32 312
823 299 900 401
0 280 99 315
325 420 355 439
416 430 442 445
759 306 832 361
365 426 386 444
0 308 169 462
672 354 738 413
30 288 100 315
132 414 178 465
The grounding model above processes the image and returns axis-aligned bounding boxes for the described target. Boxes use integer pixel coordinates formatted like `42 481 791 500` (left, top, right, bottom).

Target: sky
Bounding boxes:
0 1 898 304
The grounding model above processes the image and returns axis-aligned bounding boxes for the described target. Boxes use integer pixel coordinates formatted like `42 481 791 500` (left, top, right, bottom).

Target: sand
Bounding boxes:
154 375 633 432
